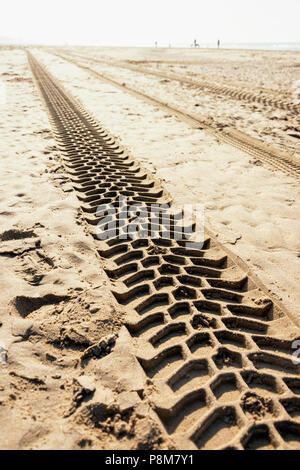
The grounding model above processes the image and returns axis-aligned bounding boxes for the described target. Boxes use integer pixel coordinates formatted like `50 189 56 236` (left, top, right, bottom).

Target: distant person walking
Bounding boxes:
217 39 220 48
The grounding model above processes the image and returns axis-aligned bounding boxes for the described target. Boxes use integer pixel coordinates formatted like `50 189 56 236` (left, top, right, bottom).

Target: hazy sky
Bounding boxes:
1 0 300 46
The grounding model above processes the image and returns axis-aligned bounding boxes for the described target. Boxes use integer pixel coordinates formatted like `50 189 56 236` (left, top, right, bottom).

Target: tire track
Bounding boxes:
28 51 300 450
64 51 300 115
49 51 300 180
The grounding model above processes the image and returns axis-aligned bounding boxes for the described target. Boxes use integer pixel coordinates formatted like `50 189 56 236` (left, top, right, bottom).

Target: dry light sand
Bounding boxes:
0 45 300 449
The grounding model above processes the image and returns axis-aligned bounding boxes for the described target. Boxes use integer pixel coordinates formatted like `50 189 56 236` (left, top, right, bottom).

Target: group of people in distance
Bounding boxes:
154 39 221 48
193 38 220 48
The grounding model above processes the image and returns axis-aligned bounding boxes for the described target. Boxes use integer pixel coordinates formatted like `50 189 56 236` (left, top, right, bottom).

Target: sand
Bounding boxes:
0 45 300 449
0 49 130 449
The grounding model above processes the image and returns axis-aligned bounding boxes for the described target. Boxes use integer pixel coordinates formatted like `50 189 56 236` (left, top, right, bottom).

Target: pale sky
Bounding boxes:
1 0 299 46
